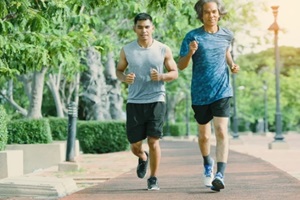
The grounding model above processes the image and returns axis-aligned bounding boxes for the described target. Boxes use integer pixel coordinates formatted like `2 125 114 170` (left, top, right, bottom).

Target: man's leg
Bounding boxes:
198 122 211 158
213 117 229 172
211 116 229 191
131 141 149 179
131 141 148 161
147 136 161 190
198 122 214 187
147 136 161 177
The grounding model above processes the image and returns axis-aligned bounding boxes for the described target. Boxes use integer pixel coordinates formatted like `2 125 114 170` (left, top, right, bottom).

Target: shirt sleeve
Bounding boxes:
179 33 192 57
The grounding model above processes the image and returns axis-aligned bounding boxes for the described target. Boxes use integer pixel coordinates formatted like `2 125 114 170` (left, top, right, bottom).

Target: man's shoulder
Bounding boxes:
153 40 168 48
123 40 138 51
124 40 136 47
219 27 233 36
186 27 203 35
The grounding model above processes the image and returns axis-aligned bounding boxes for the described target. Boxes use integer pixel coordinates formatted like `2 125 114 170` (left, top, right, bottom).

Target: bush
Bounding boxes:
164 122 198 136
0 106 8 151
48 117 68 140
7 118 53 144
77 120 128 153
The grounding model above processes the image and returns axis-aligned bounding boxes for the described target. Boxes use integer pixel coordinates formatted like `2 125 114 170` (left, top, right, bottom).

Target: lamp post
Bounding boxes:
165 92 170 136
231 39 239 139
185 84 190 137
66 101 78 162
268 6 284 142
262 81 268 134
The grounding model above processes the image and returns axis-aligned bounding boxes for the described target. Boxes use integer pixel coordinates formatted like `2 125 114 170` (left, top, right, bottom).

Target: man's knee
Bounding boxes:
214 125 228 139
147 136 160 149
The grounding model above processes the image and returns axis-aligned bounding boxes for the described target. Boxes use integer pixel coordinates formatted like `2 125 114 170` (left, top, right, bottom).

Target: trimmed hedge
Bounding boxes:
77 120 128 154
7 118 53 144
48 117 68 140
0 106 8 151
164 122 198 136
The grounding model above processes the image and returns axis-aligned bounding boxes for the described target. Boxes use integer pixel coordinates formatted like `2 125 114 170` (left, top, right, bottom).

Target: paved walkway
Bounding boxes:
2 133 300 200
60 133 300 200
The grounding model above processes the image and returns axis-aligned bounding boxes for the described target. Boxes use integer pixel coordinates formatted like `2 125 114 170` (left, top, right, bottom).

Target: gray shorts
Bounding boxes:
126 102 166 143
192 97 231 125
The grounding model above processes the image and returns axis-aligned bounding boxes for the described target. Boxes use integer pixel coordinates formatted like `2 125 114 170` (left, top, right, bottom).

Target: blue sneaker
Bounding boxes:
203 159 214 187
211 172 225 192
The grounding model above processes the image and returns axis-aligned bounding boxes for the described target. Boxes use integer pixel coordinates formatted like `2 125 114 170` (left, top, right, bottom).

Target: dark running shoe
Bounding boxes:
137 151 148 179
147 176 160 190
211 172 225 192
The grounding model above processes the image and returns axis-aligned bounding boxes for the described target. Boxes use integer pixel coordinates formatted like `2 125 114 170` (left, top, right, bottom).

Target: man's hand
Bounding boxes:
230 63 240 74
189 40 198 55
125 72 136 84
150 68 164 81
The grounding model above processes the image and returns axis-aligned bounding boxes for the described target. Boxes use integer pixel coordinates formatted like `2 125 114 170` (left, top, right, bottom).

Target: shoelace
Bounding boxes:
149 177 157 183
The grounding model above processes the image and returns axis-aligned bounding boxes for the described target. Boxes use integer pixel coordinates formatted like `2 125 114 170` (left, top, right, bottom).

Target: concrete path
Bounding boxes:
60 133 300 200
1 133 300 200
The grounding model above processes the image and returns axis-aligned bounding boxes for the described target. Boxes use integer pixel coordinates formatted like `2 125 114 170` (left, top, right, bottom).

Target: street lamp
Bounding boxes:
231 39 239 139
268 5 286 146
185 84 190 137
66 101 78 162
262 81 268 134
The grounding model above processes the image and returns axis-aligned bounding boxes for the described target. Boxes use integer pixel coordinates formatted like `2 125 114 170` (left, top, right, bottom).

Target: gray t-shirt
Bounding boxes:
123 40 166 103
179 26 234 105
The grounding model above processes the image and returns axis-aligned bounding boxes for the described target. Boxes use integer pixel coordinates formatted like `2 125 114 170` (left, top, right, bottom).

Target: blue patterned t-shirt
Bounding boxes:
179 26 234 105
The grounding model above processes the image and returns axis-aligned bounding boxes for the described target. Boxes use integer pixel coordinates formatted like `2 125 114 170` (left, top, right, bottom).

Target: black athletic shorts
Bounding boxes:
126 102 166 144
192 97 231 125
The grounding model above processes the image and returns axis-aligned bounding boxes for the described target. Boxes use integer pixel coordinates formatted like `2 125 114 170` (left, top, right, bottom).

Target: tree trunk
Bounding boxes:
0 79 28 116
167 91 186 123
46 69 65 117
27 67 48 119
105 52 125 120
80 47 110 120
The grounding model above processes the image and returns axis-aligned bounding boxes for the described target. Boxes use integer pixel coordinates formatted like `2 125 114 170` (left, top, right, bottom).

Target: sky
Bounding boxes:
261 0 300 46
239 0 300 53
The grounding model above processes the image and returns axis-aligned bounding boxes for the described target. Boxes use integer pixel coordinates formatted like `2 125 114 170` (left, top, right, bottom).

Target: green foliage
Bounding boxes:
0 67 19 77
281 68 300 130
48 117 68 140
77 121 128 153
0 105 8 151
164 122 198 136
7 118 53 144
0 0 93 75
1 0 299 133
236 47 300 132
148 0 182 10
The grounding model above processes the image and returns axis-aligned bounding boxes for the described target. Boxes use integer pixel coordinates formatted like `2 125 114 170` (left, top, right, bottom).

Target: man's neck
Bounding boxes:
137 39 154 48
204 25 219 34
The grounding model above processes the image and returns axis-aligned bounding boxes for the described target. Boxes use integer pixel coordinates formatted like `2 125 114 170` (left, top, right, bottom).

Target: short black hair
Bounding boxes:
134 13 153 25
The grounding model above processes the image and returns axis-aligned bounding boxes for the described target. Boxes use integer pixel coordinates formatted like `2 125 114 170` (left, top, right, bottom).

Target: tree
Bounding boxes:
0 0 92 118
0 0 267 123
236 47 300 131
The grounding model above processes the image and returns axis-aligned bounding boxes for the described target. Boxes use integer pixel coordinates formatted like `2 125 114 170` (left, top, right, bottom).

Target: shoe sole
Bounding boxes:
211 178 225 191
137 172 147 179
148 187 160 191
204 175 213 187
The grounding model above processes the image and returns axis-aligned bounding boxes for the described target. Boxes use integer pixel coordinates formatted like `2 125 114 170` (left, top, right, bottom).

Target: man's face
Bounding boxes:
202 2 220 26
133 19 154 40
